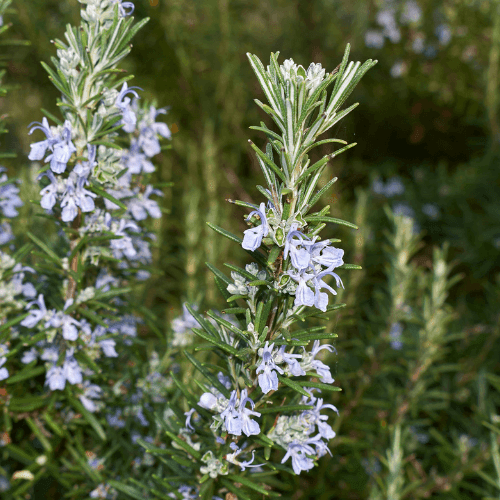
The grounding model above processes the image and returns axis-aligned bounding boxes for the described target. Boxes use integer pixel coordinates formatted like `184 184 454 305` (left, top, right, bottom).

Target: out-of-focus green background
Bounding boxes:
2 1 500 498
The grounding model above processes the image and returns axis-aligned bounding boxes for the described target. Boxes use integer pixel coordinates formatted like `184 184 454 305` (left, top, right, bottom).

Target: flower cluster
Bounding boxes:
242 203 345 312
268 392 338 474
198 377 261 438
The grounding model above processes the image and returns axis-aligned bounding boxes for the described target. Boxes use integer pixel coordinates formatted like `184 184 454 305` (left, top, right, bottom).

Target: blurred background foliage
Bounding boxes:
1 0 500 498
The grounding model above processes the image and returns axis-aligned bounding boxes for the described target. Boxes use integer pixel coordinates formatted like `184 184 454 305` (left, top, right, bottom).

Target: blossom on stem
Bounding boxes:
281 439 318 475
21 294 47 328
0 344 9 381
0 167 23 217
28 118 76 174
115 83 142 133
137 105 171 157
256 342 284 394
112 0 135 17
242 203 268 251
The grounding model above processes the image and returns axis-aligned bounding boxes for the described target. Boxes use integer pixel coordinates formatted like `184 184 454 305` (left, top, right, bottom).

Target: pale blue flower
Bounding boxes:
128 185 162 220
0 356 8 381
45 365 66 391
365 30 385 49
39 171 59 211
185 408 196 431
288 269 315 308
309 340 335 383
277 346 305 376
79 381 103 412
61 172 97 222
44 299 80 341
116 83 142 133
311 265 344 312
28 118 58 161
220 390 241 435
98 335 118 358
28 118 77 174
256 342 284 394
242 203 268 251
389 322 403 350
284 227 314 271
41 346 59 363
311 245 344 269
0 167 23 217
400 0 422 24
226 442 264 471
21 347 38 364
137 105 171 157
113 0 135 17
109 218 140 259
21 294 47 328
281 439 317 475
0 222 13 245
106 409 126 428
122 142 155 174
300 396 338 439
63 349 82 385
238 388 261 436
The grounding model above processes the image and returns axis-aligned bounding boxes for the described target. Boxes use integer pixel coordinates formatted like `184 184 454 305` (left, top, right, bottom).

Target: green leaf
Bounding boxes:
337 263 362 270
278 375 311 397
185 303 220 338
206 262 231 285
305 215 358 230
184 351 231 398
9 395 47 412
206 222 242 244
27 231 60 263
170 373 198 407
267 245 281 266
191 327 241 358
90 182 127 210
249 141 286 182
247 279 273 287
164 430 201 459
107 480 146 500
67 393 106 441
258 404 314 414
299 303 346 319
6 364 45 385
205 311 248 342
220 479 253 500
224 263 257 282
303 176 338 210
213 275 232 301
226 474 271 496
296 381 341 392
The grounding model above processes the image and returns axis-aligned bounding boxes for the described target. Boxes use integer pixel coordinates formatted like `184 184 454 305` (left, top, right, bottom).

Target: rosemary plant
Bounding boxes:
1 1 170 496
141 48 377 499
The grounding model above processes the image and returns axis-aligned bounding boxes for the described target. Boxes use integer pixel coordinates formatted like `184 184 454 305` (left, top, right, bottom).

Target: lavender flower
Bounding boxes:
113 0 135 17
115 83 142 133
21 294 47 328
0 167 23 217
242 203 269 251
389 322 403 350
0 344 9 380
136 105 171 157
80 381 103 413
28 118 77 174
281 439 317 475
60 172 97 222
256 341 284 394
199 388 261 437
127 185 162 221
